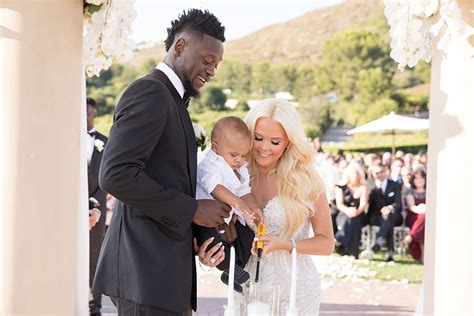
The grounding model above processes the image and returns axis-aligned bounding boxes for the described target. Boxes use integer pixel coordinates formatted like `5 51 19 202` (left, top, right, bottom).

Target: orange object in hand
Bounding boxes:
256 222 265 252
255 222 266 283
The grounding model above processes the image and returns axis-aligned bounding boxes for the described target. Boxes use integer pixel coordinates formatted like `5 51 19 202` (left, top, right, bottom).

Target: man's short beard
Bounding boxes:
183 80 199 98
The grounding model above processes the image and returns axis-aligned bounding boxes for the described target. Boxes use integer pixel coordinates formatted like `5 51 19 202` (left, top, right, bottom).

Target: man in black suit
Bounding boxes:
93 9 231 315
86 97 108 316
368 163 402 262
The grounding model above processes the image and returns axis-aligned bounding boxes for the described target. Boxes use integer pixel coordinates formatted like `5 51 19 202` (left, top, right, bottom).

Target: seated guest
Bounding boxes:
400 165 413 223
390 159 403 184
404 170 427 262
334 161 368 258
368 163 402 262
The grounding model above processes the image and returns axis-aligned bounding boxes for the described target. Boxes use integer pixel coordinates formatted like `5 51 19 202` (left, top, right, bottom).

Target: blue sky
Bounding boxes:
132 0 344 43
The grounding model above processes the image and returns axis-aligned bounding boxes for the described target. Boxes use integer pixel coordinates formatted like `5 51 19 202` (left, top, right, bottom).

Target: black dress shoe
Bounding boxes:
221 265 250 293
336 245 347 256
386 256 394 262
221 265 250 285
372 243 381 253
221 272 244 293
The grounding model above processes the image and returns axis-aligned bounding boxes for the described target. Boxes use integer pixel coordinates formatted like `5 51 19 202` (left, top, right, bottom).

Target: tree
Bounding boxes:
251 62 274 96
356 67 393 104
86 63 139 115
214 60 252 95
293 65 316 100
139 58 157 76
359 97 399 124
298 96 333 135
272 64 298 94
196 86 228 112
319 29 395 100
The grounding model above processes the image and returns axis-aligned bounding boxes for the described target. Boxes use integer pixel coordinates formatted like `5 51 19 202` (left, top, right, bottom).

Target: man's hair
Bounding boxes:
164 9 225 51
86 97 97 109
211 116 250 143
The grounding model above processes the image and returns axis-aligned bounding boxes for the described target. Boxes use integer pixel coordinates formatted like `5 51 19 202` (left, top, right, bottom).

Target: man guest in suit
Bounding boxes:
93 9 231 315
368 163 402 262
86 97 108 315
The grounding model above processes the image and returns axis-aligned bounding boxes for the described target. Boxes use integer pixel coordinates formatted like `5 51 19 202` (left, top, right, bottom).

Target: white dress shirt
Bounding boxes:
196 149 251 225
375 178 388 194
156 62 185 98
87 128 96 165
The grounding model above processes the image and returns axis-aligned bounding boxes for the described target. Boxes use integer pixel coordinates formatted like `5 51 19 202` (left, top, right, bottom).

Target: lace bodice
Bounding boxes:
248 196 310 239
241 197 320 315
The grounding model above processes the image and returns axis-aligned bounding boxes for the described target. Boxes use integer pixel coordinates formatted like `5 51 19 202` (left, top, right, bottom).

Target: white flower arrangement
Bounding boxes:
192 123 209 151
83 0 137 77
94 139 105 152
384 0 474 70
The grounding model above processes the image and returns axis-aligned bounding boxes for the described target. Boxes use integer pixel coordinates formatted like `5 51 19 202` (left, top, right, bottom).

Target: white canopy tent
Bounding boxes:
347 112 430 154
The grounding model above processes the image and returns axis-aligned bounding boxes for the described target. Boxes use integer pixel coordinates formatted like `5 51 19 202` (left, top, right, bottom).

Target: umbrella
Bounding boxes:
347 112 429 154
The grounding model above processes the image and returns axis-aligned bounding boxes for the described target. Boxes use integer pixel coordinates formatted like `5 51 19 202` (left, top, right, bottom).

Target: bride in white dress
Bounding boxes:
241 98 334 315
197 98 334 315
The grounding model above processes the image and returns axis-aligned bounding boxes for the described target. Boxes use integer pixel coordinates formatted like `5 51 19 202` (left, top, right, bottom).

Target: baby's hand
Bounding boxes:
252 208 264 225
233 200 252 219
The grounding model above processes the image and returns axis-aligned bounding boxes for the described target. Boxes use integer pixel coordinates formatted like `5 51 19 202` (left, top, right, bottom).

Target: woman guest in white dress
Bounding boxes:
198 98 334 315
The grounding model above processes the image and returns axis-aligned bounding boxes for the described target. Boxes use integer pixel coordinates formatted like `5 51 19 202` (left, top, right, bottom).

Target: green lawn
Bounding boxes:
320 253 424 284
354 253 424 283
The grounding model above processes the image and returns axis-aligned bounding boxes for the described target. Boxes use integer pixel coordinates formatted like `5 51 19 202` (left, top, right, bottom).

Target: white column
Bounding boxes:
423 0 473 314
0 1 88 314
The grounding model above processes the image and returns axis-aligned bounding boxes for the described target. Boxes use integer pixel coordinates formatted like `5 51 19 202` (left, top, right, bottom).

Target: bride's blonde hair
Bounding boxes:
245 99 324 239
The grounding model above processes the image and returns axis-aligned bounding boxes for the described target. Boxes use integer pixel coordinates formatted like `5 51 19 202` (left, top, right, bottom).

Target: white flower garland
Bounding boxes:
83 0 137 77
384 0 474 70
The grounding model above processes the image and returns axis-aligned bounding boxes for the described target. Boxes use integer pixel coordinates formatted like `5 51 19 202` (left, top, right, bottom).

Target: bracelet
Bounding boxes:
289 239 296 253
198 260 213 272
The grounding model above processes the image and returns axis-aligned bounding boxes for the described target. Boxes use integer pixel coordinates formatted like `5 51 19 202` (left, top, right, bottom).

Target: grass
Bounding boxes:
353 252 424 284
320 251 424 284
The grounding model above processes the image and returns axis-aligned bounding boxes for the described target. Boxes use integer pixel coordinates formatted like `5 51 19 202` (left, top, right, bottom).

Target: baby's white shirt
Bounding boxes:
196 149 251 225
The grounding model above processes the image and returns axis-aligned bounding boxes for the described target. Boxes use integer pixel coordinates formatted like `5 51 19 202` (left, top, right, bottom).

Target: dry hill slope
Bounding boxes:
223 0 384 64
132 0 384 66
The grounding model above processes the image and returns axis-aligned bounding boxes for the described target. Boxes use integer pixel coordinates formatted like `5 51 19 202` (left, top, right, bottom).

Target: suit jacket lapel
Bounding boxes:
384 180 392 196
149 69 197 196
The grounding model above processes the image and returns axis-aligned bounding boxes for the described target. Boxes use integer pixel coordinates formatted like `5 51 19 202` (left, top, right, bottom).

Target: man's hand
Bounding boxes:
381 206 391 219
89 208 101 230
193 199 231 227
219 221 237 245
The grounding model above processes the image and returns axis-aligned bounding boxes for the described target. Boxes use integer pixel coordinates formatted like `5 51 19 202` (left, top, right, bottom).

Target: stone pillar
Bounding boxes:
0 1 88 314
423 0 473 314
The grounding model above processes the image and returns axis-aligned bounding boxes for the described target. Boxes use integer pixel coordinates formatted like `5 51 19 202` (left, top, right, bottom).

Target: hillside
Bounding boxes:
131 0 384 66
224 0 384 64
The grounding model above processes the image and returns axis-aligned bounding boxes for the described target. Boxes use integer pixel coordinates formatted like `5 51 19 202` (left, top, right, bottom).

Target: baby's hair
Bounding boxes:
211 116 251 143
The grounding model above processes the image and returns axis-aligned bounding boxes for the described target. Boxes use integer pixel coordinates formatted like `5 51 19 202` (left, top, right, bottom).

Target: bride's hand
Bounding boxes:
193 237 225 268
251 235 290 259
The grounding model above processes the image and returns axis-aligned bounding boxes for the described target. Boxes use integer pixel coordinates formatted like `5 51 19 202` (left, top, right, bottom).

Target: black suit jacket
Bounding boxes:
368 179 402 220
93 69 198 312
88 131 108 284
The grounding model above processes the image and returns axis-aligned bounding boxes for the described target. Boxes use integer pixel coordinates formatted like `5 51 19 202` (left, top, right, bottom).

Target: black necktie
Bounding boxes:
183 91 190 108
88 131 95 137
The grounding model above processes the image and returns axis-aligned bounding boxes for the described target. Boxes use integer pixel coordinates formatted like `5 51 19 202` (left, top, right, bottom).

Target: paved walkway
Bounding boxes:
101 257 421 315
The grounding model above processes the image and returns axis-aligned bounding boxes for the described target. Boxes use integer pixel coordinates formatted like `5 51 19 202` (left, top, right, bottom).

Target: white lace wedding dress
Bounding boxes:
241 196 321 315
